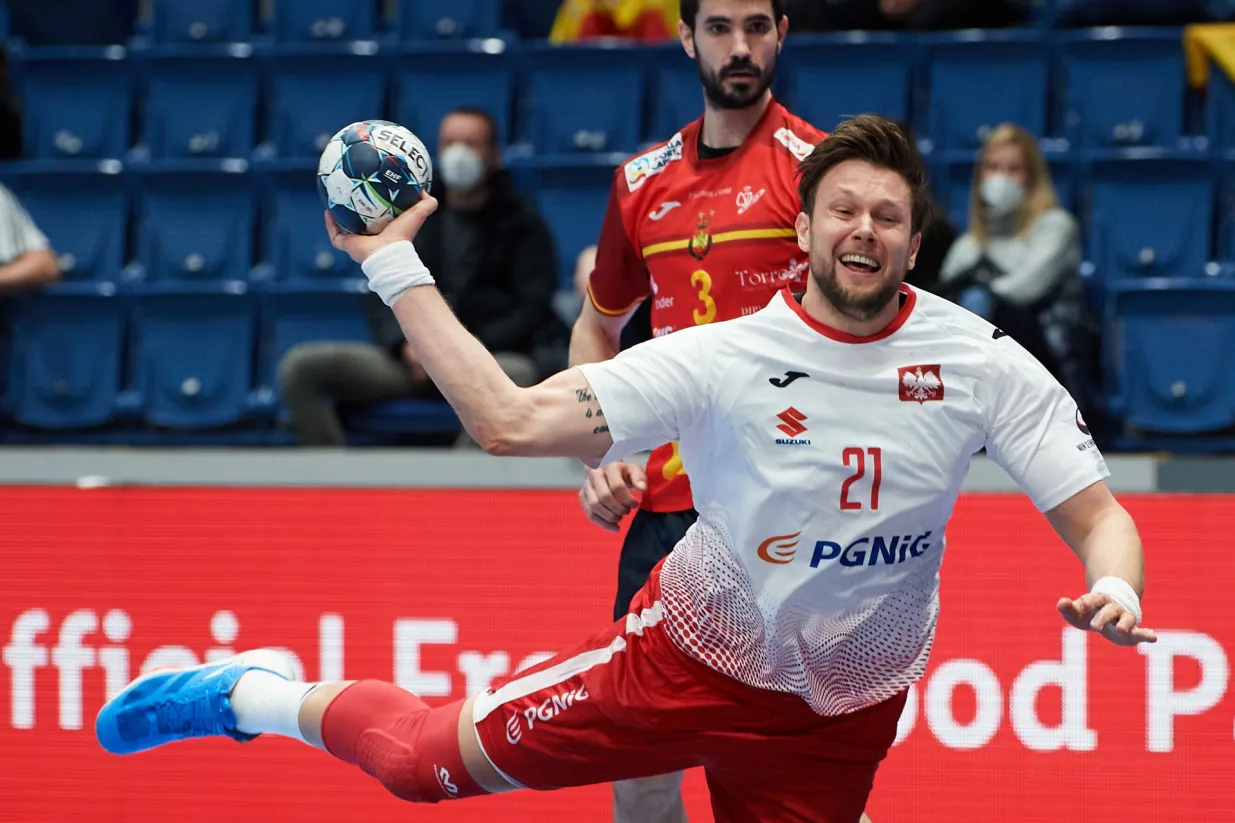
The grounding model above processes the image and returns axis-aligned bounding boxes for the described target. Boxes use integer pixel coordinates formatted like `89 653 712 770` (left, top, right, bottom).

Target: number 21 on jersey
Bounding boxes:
840 447 881 511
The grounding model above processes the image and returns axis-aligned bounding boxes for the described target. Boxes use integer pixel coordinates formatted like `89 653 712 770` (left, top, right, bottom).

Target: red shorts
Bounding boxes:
471 567 907 823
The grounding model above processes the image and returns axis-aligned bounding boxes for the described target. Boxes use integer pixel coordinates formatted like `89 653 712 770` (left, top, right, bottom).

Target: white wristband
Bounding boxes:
360 240 435 307
1090 576 1141 625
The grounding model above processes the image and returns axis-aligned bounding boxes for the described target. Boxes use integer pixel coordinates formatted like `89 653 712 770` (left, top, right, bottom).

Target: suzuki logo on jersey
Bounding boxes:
736 185 766 215
649 201 681 221
774 407 810 445
811 531 934 568
757 532 801 564
898 365 944 403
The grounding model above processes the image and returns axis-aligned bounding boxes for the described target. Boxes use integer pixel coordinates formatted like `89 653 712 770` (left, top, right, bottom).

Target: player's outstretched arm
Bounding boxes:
326 197 614 467
1044 481 1157 646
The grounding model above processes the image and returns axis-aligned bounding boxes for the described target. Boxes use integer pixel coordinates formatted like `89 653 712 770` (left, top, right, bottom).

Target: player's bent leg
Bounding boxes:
313 680 511 802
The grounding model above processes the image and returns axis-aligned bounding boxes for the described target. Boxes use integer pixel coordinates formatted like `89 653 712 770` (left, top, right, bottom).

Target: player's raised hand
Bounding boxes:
579 462 647 532
325 191 439 265
1056 592 1157 646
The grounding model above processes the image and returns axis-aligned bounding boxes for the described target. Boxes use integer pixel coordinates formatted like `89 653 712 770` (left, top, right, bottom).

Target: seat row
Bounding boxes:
6 26 1215 168
2 276 1232 450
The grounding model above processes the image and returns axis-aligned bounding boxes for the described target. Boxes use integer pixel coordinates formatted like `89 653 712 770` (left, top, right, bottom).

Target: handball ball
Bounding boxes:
317 120 433 236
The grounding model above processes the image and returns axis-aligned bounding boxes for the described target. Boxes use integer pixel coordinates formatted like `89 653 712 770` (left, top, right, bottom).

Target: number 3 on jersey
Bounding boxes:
691 269 716 325
840 447 882 511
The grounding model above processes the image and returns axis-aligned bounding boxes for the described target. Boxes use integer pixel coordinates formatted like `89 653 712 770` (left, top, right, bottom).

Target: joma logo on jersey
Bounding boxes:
810 531 934 568
506 683 590 745
774 407 810 445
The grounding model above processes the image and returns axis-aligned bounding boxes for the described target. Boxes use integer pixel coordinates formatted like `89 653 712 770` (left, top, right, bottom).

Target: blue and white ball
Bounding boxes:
317 120 433 236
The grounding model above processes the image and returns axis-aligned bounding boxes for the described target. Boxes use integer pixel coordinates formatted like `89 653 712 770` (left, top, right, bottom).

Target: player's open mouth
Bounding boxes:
839 254 882 274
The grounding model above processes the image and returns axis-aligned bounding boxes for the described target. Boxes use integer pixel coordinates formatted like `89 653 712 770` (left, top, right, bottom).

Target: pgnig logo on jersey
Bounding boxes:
758 531 935 568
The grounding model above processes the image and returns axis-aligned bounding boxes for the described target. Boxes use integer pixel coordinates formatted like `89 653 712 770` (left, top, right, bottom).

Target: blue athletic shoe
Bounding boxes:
95 649 297 755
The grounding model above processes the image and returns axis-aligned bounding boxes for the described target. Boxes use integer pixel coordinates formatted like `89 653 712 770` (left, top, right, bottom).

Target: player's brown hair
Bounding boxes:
796 114 932 235
680 0 787 31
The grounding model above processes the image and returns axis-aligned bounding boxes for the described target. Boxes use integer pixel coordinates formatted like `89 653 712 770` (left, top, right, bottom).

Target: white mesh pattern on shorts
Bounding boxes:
659 514 939 716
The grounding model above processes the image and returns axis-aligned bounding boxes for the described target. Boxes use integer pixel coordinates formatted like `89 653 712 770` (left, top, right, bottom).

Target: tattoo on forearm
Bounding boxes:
575 386 607 435
593 425 609 435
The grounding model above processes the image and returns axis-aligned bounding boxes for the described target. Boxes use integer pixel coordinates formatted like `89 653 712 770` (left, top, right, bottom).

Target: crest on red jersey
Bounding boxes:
689 210 714 260
898 365 944 403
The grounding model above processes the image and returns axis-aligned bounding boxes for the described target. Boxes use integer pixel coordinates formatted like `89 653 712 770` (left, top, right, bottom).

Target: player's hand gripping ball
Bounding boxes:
317 120 433 236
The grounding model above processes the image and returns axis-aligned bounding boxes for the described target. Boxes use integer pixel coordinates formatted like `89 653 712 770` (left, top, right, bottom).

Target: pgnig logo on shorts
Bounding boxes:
505 683 591 745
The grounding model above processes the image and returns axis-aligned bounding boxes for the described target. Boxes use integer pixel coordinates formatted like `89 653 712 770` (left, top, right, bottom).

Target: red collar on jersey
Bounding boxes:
779 284 917 344
683 98 784 167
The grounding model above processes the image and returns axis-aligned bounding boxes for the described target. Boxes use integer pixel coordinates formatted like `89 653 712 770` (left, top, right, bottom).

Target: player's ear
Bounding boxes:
795 211 810 254
777 14 788 49
907 231 922 270
679 19 695 59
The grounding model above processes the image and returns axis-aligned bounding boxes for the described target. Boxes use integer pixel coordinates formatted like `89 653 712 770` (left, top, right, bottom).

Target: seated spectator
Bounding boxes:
938 123 1097 416
0 183 60 292
278 107 558 447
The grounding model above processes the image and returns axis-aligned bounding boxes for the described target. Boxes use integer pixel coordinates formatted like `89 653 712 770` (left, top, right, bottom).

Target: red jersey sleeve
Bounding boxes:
586 171 649 317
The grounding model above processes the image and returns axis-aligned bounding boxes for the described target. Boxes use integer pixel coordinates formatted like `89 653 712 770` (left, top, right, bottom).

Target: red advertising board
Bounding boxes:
0 487 1230 822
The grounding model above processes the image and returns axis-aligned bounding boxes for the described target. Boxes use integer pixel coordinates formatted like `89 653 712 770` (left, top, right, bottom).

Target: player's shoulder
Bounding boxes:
906 287 1051 380
767 101 827 162
616 125 692 198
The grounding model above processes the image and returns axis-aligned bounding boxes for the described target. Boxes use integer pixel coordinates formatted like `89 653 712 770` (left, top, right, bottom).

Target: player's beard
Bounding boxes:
811 256 904 323
695 53 776 110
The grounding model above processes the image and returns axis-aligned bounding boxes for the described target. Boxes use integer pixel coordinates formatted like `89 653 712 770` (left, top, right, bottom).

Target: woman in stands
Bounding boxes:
939 123 1097 426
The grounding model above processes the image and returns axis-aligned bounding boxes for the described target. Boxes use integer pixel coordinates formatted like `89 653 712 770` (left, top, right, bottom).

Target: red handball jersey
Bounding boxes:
587 99 826 513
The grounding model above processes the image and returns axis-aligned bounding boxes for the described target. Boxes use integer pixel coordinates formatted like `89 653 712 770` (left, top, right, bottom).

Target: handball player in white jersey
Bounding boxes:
96 114 1156 823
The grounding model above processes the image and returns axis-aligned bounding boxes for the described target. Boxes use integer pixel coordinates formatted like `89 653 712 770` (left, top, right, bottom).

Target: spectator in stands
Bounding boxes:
279 108 558 447
785 0 1027 32
938 123 1096 414
0 183 60 292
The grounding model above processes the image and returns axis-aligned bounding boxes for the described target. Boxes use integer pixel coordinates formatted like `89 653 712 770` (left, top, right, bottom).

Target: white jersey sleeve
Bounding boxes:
575 326 713 466
983 344 1110 512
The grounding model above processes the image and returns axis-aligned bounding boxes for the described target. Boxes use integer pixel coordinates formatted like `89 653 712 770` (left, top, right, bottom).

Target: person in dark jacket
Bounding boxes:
278 107 558 446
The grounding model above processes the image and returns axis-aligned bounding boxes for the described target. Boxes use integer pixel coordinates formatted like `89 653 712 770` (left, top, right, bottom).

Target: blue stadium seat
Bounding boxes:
397 0 501 41
265 54 386 159
1083 155 1213 282
271 0 375 42
922 31 1049 153
131 286 256 429
255 281 371 401
646 41 705 145
6 168 127 283
12 47 132 160
391 43 513 152
1058 29 1187 150
1206 62 1235 150
516 159 614 290
261 170 351 280
136 170 255 281
522 43 645 155
1106 279 1235 436
5 288 126 429
783 33 912 136
148 0 253 45
141 52 259 159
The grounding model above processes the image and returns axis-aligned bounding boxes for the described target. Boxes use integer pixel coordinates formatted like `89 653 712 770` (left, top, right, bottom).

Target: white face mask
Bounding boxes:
980 173 1024 217
438 143 486 190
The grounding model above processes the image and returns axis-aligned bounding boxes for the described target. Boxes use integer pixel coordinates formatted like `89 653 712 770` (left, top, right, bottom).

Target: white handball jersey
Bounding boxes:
576 285 1109 717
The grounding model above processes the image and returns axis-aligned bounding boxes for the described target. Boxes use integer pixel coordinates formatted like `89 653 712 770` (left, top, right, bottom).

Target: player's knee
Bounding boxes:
322 681 485 804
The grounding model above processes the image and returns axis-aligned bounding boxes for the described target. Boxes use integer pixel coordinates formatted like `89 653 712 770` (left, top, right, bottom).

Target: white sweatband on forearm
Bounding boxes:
1090 576 1142 625
359 240 435 307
